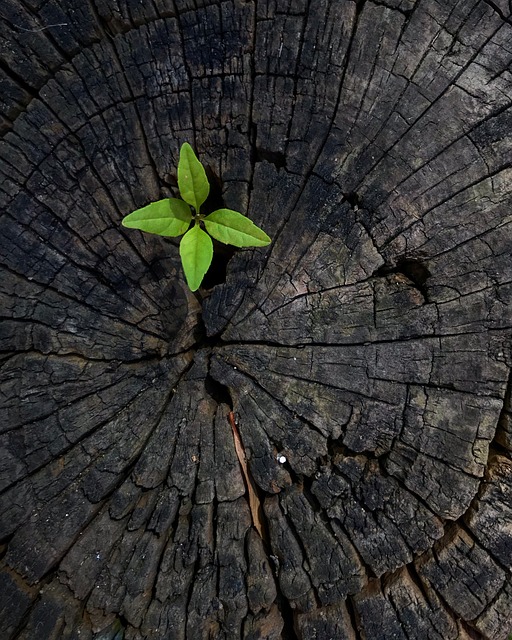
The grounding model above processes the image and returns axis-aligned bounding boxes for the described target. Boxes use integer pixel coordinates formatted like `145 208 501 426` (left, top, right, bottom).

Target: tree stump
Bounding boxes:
1 0 512 638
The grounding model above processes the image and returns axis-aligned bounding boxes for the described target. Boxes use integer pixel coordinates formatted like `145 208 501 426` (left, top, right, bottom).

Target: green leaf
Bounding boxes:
178 142 210 212
179 224 213 291
122 198 192 237
204 209 271 247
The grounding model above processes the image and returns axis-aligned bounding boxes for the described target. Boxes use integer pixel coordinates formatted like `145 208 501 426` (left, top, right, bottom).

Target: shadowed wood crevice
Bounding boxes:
1 0 512 639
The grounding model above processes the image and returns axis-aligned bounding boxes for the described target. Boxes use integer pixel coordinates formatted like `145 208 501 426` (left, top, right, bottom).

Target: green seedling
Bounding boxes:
122 143 271 291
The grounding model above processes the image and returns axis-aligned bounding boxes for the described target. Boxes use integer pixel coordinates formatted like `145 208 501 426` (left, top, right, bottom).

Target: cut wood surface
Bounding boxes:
1 0 511 638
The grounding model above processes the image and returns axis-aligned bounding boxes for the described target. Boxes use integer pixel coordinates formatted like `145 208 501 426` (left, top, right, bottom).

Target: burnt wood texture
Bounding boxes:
1 0 512 638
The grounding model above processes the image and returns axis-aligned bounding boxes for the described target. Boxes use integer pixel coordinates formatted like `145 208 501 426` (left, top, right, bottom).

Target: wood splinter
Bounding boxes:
228 410 266 540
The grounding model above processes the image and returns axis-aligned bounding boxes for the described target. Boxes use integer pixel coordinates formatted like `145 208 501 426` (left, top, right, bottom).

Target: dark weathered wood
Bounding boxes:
1 0 512 638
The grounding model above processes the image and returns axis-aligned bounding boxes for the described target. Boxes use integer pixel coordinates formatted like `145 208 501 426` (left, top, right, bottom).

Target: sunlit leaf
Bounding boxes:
121 198 192 236
179 224 213 291
204 209 271 247
178 142 210 213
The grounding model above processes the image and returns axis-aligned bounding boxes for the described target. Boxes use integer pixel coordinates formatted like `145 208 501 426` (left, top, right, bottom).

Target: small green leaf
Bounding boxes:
122 198 192 237
178 143 210 212
179 224 213 291
204 209 271 247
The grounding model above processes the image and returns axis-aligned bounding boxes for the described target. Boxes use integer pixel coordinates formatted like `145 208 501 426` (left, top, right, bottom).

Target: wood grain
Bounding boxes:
1 0 511 638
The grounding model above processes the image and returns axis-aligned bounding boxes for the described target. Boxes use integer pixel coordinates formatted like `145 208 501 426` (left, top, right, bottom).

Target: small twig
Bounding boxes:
228 411 265 539
14 23 68 33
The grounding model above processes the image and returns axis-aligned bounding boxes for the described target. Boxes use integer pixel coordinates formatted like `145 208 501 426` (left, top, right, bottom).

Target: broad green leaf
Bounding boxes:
204 209 271 247
122 198 192 237
179 224 213 291
178 143 210 212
